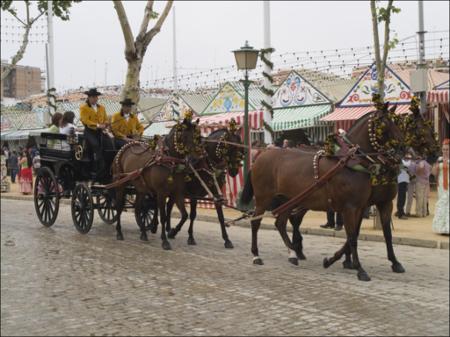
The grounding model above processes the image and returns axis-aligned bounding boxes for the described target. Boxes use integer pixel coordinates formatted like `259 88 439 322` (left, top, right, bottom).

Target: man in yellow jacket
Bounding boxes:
111 98 144 148
79 88 110 181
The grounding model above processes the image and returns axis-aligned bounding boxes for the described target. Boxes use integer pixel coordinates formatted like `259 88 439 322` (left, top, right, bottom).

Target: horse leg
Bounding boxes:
187 199 197 245
342 215 363 270
115 186 126 241
274 212 298 266
166 197 175 235
323 239 350 268
135 193 148 242
290 209 307 260
251 206 265 265
158 194 171 250
343 208 371 281
149 203 159 234
168 195 188 240
377 201 405 273
215 201 233 249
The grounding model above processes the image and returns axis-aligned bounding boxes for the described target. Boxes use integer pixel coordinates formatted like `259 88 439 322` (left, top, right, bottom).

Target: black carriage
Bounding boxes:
33 132 156 234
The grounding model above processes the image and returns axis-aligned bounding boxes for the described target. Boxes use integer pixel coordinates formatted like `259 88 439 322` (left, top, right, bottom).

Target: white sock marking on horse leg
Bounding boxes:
253 256 261 262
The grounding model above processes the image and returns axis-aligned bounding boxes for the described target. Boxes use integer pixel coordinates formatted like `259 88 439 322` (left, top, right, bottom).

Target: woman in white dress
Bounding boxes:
432 138 449 235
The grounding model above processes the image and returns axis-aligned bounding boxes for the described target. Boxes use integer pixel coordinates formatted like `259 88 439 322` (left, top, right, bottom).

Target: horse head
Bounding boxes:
206 119 243 177
400 96 439 163
166 115 204 162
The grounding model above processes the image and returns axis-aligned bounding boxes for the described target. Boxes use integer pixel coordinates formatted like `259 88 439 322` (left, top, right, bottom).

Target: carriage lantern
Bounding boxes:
232 41 259 184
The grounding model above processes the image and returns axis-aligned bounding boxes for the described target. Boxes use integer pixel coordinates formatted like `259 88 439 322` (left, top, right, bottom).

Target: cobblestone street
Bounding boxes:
1 198 449 336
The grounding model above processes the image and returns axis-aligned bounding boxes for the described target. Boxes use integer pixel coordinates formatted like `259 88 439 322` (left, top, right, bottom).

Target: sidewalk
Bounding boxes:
1 177 448 250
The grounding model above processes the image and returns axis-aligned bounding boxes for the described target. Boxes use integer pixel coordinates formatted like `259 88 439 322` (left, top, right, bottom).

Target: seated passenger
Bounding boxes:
111 98 144 148
60 111 77 151
47 112 63 149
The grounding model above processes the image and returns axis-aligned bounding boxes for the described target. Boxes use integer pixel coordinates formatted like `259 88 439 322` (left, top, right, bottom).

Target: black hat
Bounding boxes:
119 98 135 106
84 88 103 96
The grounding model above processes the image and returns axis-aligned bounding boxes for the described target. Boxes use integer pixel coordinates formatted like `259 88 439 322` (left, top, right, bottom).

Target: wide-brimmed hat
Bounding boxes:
119 98 135 106
84 88 103 96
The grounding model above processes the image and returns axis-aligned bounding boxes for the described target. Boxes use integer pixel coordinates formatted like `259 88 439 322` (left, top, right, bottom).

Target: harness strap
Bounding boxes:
272 147 358 218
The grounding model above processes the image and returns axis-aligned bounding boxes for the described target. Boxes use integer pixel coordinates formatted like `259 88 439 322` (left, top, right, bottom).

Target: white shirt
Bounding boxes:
398 159 411 184
60 123 75 135
91 104 98 112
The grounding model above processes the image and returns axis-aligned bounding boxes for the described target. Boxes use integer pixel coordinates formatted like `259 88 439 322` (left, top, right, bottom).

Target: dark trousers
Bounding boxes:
83 128 107 179
10 168 18 183
327 210 343 226
397 182 408 217
114 138 127 149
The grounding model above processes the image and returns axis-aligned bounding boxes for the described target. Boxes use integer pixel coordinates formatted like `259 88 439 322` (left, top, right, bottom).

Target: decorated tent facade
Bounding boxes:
321 63 415 130
427 79 449 143
270 71 335 143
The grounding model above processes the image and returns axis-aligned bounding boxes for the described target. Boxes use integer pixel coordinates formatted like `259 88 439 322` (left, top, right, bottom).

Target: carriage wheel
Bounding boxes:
96 191 117 224
71 183 94 234
135 194 156 230
34 167 60 227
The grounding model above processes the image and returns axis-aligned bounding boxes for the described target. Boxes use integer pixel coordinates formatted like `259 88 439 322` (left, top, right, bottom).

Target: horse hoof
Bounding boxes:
224 241 234 249
288 257 298 266
116 234 124 241
343 260 355 270
162 241 172 250
149 226 157 234
391 263 405 273
140 234 148 241
167 229 177 239
297 252 307 260
357 271 371 282
187 237 197 245
323 258 331 269
253 258 264 265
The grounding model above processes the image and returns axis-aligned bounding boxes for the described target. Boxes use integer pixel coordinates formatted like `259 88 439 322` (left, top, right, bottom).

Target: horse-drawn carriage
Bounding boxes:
33 131 156 234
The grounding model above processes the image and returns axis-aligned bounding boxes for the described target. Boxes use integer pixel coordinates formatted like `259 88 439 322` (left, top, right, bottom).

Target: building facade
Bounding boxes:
1 61 44 100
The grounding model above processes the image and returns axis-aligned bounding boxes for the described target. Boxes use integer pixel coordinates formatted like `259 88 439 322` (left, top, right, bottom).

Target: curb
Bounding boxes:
2 194 448 250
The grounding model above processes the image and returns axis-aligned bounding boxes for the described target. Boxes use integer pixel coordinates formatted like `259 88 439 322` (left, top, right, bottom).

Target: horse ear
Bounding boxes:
389 105 397 114
195 118 200 125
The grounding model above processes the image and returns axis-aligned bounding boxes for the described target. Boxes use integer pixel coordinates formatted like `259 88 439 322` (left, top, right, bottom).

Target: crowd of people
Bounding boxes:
2 145 37 195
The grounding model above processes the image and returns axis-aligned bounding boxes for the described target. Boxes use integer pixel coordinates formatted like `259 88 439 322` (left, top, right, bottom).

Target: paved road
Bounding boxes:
1 198 449 336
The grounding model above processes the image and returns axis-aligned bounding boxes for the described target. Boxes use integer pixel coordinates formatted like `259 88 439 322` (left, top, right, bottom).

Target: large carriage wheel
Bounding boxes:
135 194 156 230
71 183 94 234
96 191 118 224
34 167 60 227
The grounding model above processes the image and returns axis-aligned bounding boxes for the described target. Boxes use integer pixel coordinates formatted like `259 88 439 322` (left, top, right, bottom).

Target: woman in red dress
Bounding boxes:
19 148 33 194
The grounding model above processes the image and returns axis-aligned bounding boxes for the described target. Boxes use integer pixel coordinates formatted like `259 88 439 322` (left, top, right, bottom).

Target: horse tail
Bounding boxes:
240 170 254 205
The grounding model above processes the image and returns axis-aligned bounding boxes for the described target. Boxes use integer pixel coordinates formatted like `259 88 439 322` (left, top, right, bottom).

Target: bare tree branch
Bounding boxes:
30 11 45 25
113 0 136 55
137 0 154 40
1 24 31 81
143 0 173 47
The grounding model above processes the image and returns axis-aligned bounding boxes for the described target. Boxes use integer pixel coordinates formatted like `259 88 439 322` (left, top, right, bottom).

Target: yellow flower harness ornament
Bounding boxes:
214 119 244 171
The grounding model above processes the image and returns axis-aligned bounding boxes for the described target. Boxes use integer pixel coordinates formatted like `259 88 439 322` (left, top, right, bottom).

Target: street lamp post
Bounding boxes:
232 41 259 186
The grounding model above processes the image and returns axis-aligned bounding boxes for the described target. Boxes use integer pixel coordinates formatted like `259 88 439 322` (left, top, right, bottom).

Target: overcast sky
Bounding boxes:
1 1 449 91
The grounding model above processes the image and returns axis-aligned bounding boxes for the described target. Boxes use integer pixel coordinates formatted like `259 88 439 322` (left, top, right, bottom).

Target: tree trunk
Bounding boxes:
370 0 383 101
122 58 143 105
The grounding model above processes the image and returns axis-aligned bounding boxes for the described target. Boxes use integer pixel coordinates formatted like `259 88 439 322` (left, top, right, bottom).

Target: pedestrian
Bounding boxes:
396 156 412 219
410 155 431 217
405 153 416 217
431 139 449 235
18 148 33 195
320 210 343 231
8 151 19 183
32 151 41 174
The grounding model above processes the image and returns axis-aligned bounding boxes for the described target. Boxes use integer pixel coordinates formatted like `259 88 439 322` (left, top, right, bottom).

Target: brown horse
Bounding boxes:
111 117 203 250
161 127 244 248
240 105 405 281
288 103 439 274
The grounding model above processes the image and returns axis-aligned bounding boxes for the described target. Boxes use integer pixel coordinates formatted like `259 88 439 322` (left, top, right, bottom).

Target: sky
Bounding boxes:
1 1 449 92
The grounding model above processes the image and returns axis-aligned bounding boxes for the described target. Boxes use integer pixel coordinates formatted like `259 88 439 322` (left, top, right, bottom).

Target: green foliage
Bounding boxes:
1 0 82 22
377 4 401 22
150 11 159 19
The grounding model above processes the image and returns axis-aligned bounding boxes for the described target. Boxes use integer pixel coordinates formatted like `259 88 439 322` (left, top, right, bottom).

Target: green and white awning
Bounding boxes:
271 104 332 131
